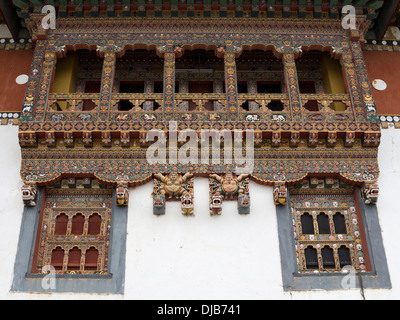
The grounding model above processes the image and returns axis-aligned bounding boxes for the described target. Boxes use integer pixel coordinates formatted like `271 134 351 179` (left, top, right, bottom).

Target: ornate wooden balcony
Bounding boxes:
17 15 381 190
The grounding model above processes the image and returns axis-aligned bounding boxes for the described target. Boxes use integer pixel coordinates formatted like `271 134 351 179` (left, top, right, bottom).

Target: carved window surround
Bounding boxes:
30 183 113 276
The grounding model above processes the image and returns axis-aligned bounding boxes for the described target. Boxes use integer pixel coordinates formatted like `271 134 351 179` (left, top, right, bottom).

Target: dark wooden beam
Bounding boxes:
0 0 20 40
374 0 400 40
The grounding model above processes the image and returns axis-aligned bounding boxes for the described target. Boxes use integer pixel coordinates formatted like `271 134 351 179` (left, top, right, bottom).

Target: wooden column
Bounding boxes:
37 51 57 122
282 51 303 122
159 45 182 121
219 43 241 122
98 49 117 122
340 49 365 123
248 79 259 111
213 79 224 111
22 40 57 122
143 79 154 111
178 78 189 111
350 41 379 123
20 40 46 121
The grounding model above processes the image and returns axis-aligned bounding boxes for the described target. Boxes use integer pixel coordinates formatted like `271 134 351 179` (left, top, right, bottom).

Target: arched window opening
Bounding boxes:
289 179 371 274
54 213 68 235
88 213 102 235
301 212 314 234
321 246 335 269
333 212 347 234
338 245 352 269
71 213 85 235
51 247 64 271
85 247 99 271
305 246 318 270
67 247 81 271
317 212 330 234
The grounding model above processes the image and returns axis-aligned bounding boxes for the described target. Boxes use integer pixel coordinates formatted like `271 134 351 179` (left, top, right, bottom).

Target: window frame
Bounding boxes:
276 183 392 291
30 188 113 276
11 185 128 294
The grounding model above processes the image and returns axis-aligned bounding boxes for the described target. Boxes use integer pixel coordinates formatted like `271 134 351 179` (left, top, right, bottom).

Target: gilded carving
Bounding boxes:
22 183 38 207
153 172 194 215
273 181 287 206
116 182 129 206
209 173 250 215
361 182 379 205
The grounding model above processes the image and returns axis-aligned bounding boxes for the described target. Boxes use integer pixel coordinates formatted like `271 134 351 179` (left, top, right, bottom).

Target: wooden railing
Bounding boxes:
45 92 354 122
300 93 351 110
48 93 100 111
300 93 354 121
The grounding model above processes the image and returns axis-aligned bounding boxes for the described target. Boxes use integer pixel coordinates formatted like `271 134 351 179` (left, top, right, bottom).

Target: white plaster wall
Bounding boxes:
0 25 13 39
0 125 399 299
125 178 285 300
366 128 400 299
0 125 25 299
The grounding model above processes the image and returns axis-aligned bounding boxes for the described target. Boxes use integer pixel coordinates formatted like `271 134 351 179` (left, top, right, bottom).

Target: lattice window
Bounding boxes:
31 185 113 275
290 178 371 273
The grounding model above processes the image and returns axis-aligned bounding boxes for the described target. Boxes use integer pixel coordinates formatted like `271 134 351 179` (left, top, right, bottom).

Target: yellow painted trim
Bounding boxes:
51 52 79 111
321 54 346 112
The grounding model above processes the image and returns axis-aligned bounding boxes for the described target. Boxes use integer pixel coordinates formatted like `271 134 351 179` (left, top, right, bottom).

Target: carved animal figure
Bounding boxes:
237 194 250 214
273 182 287 206
362 183 379 204
181 192 194 216
116 183 129 206
153 193 166 215
22 183 37 206
210 192 224 215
